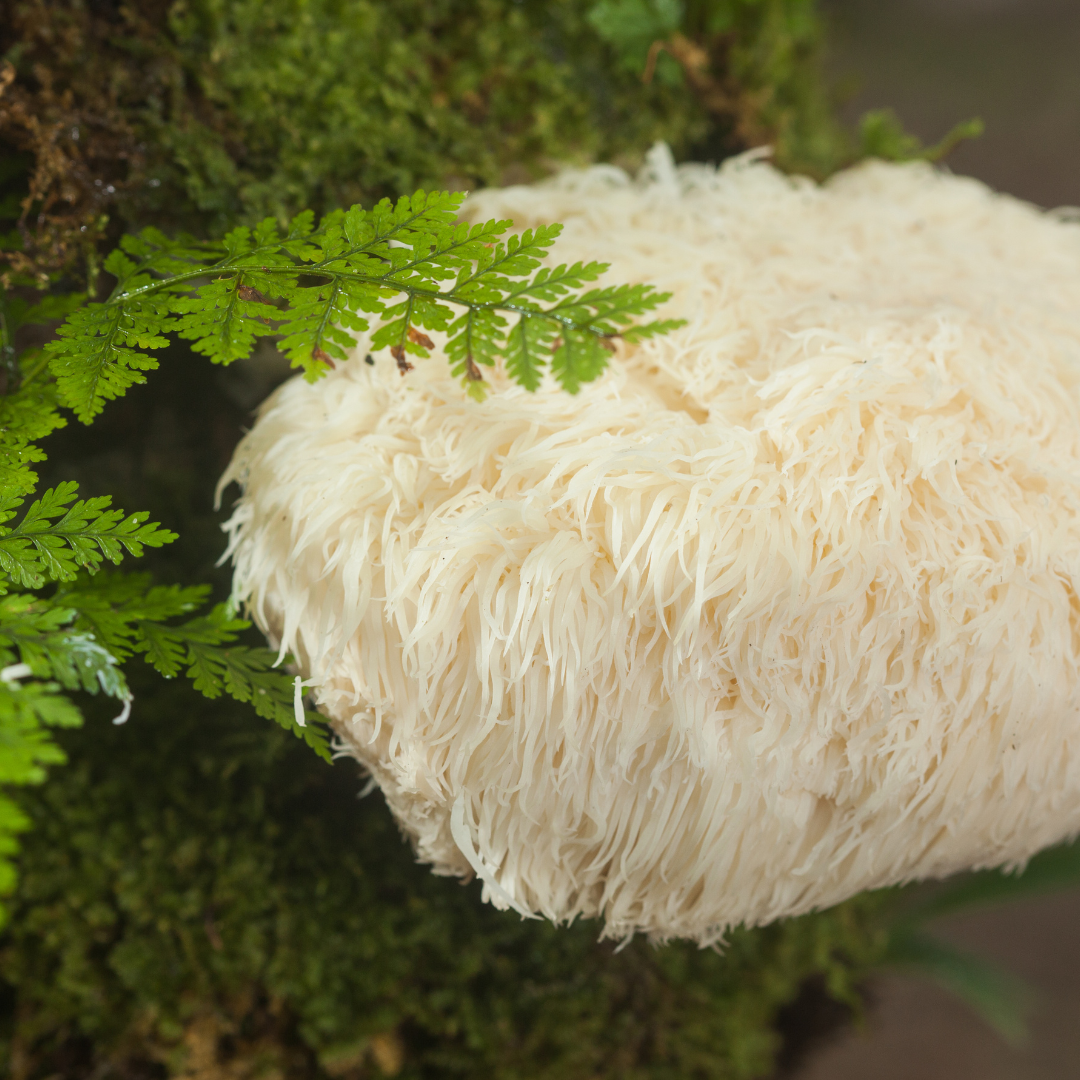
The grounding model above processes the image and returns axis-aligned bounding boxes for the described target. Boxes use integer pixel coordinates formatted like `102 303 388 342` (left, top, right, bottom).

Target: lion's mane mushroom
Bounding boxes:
220 145 1080 944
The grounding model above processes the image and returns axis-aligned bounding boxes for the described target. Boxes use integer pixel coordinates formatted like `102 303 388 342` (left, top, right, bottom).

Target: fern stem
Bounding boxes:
109 266 618 342
313 278 343 354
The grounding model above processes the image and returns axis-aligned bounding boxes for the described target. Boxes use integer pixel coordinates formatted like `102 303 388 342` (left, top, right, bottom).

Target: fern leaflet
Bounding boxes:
0 482 177 590
44 191 685 419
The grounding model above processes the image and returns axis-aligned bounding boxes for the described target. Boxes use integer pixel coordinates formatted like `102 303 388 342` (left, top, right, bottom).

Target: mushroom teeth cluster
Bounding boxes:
221 145 1080 944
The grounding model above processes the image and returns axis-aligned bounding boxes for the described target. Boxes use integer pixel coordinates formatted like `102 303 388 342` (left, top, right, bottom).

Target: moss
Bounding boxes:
1 0 880 279
1 0 697 254
158 0 711 226
0 668 890 1079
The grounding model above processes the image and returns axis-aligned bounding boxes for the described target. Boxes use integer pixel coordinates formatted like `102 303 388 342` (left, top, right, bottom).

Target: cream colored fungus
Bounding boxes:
220 146 1080 943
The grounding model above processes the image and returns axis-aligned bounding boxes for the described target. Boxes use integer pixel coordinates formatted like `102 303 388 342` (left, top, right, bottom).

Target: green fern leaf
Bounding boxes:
277 277 385 378
621 317 689 344
502 259 608 305
44 302 170 423
193 641 331 761
44 190 682 415
173 276 282 364
0 376 65 501
551 329 613 394
0 677 84 929
0 482 177 589
55 573 210 662
0 680 82 786
0 593 128 699
117 228 226 280
133 604 247 681
155 605 331 760
500 314 558 392
58 578 326 755
0 294 72 498
62 587 331 761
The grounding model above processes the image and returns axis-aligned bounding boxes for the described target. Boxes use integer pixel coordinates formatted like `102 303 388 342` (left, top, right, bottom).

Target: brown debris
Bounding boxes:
406 326 434 349
368 1030 405 1076
0 15 143 283
236 284 270 304
389 344 413 374
312 345 336 370
643 33 767 150
0 1 205 284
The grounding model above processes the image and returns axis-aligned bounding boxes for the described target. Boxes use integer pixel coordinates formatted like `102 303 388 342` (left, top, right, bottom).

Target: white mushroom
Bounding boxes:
220 145 1080 944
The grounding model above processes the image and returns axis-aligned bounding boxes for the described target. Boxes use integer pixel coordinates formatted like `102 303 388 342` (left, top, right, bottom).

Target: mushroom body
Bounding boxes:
221 146 1080 943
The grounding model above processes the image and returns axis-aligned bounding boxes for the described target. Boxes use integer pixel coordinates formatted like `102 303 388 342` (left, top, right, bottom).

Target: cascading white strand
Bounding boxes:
219 144 1080 944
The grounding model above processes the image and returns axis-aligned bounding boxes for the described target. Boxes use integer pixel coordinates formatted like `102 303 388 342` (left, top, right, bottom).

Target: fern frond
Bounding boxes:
113 230 224 282
187 641 331 761
44 191 684 417
0 676 84 927
173 276 282 364
621 317 688 344
0 593 128 700
0 293 72 500
277 277 385 379
500 314 557 393
138 604 330 761
45 301 171 423
54 573 210 662
551 330 614 395
0 375 66 500
0 592 115 928
0 679 82 786
0 482 177 589
502 259 608 305
58 581 331 761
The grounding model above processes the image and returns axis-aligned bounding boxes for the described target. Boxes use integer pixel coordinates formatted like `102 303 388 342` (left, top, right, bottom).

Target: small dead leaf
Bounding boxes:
464 356 484 383
237 284 269 304
407 327 434 349
390 344 413 374
312 346 336 370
